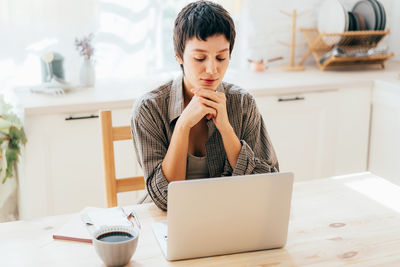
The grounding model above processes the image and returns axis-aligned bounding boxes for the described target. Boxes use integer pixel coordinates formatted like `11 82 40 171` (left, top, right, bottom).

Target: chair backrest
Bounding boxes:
99 110 145 207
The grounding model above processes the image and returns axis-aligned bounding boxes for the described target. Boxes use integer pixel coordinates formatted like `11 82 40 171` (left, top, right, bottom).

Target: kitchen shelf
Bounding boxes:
299 28 394 70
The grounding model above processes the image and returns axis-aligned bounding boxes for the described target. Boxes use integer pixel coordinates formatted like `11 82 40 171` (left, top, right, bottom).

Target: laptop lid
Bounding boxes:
165 172 294 260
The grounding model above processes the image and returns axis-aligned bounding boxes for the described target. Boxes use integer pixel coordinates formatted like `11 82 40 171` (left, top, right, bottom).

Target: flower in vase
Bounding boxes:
75 33 95 60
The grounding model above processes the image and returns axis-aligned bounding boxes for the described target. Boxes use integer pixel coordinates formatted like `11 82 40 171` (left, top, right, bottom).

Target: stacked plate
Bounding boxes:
352 0 386 31
318 0 386 45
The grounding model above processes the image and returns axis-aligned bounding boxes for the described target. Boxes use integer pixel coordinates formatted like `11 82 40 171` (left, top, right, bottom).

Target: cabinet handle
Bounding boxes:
65 115 99 121
278 96 305 102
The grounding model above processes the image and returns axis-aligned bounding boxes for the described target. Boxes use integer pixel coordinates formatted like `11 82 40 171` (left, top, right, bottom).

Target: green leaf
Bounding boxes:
0 95 27 183
6 147 17 162
0 118 12 134
8 126 26 148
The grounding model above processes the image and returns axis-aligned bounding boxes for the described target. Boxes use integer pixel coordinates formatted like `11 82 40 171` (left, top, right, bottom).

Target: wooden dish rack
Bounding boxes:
299 28 394 70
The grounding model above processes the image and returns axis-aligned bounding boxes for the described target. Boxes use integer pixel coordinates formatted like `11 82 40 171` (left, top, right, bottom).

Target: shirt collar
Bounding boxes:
168 74 225 123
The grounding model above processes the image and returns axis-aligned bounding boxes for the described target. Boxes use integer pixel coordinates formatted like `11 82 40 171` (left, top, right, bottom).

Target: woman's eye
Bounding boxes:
194 57 225 62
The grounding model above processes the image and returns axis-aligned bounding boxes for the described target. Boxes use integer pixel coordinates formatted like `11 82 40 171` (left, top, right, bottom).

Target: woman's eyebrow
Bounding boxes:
192 48 229 53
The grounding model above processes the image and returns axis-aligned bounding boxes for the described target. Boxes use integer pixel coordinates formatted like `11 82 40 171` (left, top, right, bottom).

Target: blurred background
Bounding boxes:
1 0 399 91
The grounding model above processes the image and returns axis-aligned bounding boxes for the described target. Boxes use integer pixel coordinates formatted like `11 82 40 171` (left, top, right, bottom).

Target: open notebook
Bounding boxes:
53 207 133 243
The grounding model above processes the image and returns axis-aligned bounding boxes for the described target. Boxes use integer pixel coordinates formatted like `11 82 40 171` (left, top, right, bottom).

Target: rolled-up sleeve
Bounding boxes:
222 93 279 176
131 99 169 211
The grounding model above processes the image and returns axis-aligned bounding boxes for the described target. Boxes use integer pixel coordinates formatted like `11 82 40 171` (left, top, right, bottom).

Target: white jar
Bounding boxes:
79 58 95 86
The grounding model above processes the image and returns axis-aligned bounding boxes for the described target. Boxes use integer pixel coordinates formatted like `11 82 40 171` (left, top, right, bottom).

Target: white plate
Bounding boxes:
318 0 349 46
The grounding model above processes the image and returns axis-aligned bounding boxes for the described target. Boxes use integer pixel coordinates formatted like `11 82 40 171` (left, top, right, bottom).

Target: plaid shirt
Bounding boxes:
131 75 279 211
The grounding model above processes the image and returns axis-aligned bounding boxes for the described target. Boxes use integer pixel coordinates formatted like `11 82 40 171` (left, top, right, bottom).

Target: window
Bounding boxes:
0 0 188 89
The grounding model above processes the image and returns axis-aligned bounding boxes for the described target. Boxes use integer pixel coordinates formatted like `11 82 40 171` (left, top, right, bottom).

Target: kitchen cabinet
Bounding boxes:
256 86 371 181
18 107 144 219
369 81 400 185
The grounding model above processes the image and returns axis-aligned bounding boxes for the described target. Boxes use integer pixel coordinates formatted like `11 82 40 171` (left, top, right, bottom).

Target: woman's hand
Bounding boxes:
176 94 217 129
192 88 231 133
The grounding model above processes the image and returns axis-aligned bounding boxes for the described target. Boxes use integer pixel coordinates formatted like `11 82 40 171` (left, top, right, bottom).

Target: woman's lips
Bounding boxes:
202 79 217 85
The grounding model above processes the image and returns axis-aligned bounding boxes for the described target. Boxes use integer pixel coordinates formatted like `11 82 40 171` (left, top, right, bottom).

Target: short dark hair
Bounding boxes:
173 1 236 63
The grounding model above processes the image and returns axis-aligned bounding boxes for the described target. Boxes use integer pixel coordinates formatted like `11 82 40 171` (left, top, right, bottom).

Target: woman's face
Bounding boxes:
177 34 230 92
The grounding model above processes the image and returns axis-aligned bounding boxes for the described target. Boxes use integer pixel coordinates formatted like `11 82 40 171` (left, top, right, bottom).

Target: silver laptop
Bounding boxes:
152 172 294 261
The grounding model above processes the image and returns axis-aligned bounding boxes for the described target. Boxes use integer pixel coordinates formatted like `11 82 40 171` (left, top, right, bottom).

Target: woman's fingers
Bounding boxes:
192 89 226 121
204 106 217 120
190 90 219 121
199 96 219 109
206 106 217 117
192 88 224 103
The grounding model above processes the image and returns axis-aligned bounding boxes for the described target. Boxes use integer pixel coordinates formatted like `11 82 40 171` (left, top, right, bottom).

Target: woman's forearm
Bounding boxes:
220 125 241 169
161 121 190 182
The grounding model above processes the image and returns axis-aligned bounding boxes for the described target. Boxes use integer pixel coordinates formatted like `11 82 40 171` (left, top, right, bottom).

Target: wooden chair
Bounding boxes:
100 110 145 207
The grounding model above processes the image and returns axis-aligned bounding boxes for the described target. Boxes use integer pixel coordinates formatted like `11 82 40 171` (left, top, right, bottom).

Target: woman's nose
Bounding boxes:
205 60 217 74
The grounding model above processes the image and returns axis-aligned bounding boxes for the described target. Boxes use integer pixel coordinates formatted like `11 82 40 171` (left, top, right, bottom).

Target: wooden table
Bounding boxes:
2 172 400 266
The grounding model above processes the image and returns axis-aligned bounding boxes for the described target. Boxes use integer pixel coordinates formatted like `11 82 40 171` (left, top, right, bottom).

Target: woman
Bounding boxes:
131 0 279 211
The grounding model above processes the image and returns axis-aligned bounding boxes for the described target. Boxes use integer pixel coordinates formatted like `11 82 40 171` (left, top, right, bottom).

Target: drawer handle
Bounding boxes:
278 96 305 102
65 115 99 121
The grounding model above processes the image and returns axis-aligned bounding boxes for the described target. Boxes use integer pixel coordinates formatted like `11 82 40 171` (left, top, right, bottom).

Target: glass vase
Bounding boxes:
79 58 95 86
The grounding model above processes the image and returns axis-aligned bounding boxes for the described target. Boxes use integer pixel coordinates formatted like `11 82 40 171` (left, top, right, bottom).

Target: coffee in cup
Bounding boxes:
93 225 139 267
97 231 134 243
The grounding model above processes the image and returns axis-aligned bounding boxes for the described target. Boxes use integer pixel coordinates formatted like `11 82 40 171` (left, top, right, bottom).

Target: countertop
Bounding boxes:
6 61 400 116
2 172 400 266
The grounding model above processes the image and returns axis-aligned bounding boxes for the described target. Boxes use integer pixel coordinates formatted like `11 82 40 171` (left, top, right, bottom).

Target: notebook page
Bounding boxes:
86 207 132 229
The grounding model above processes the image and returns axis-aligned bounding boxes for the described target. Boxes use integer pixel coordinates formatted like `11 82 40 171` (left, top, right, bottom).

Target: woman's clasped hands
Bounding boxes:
193 88 230 131
177 88 230 133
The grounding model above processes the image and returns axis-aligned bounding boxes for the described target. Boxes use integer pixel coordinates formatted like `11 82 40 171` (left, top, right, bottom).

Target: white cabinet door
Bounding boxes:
369 81 400 185
255 87 370 181
257 90 339 181
334 87 371 176
19 107 143 219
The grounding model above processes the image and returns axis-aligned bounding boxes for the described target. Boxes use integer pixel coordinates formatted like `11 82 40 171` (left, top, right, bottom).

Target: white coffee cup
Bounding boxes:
93 225 139 267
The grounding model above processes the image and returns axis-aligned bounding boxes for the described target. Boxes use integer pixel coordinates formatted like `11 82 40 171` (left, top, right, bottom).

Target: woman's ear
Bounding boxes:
175 55 183 65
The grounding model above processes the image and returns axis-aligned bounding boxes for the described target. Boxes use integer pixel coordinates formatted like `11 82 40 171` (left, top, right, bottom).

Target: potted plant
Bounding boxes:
0 95 27 222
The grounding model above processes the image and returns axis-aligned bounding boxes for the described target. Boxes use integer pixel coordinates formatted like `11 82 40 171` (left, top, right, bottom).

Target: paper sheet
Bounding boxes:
86 207 132 229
